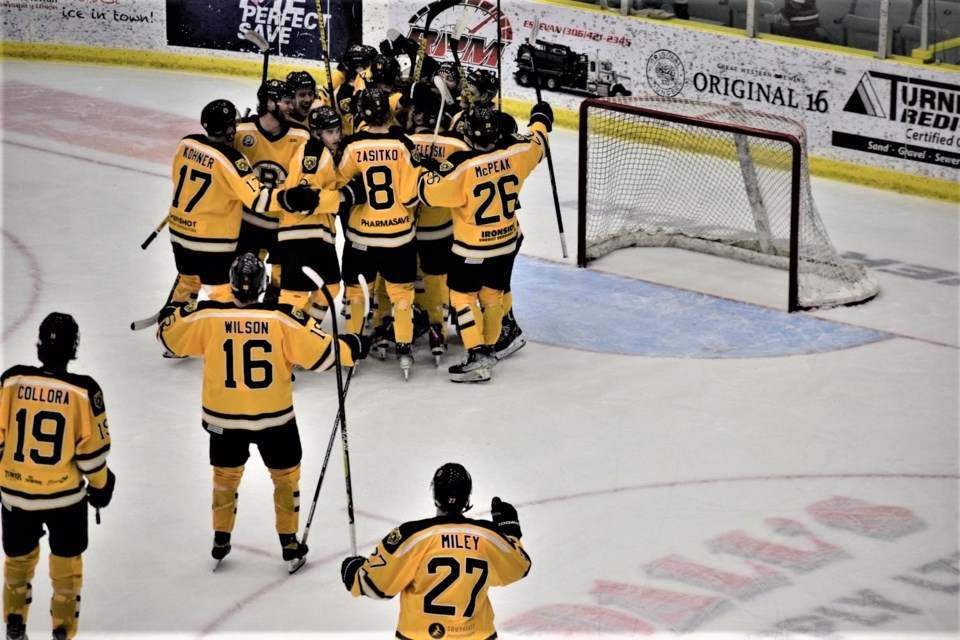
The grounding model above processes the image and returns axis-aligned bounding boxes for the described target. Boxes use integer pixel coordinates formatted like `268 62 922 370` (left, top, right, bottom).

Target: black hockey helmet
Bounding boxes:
357 86 392 126
230 253 267 303
467 68 498 102
37 312 79 365
371 54 401 87
258 79 293 116
436 60 460 85
411 82 442 122
432 463 472 513
286 70 317 93
308 105 342 133
342 43 377 71
201 99 238 137
466 107 500 147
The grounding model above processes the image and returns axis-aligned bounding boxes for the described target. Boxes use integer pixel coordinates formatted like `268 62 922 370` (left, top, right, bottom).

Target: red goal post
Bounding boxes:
577 97 879 312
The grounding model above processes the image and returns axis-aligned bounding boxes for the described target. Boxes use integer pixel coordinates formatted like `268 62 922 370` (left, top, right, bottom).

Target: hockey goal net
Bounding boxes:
578 97 878 311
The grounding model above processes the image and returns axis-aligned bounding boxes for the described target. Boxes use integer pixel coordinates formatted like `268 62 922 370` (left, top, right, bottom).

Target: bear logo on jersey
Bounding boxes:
386 527 402 546
304 155 318 171
240 134 257 148
438 161 454 173
93 391 104 411
234 158 251 173
292 307 305 320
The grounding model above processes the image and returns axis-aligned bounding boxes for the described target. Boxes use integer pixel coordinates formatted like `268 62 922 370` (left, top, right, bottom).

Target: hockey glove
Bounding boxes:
157 303 180 324
278 185 320 213
491 496 522 539
528 102 554 132
342 333 371 361
340 175 367 208
87 469 116 510
341 555 365 590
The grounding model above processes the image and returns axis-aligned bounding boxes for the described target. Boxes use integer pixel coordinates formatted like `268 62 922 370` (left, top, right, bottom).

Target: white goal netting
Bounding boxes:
579 97 878 311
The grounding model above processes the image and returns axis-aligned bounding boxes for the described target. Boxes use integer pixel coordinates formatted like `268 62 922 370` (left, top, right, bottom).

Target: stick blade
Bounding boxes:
301 266 324 290
529 14 540 44
243 28 269 53
433 74 454 105
452 6 477 40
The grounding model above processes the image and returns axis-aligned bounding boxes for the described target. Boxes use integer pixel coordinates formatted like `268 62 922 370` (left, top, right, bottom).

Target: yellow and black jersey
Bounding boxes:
282 140 341 245
347 514 531 640
0 365 111 511
354 92 405 133
419 122 548 260
157 301 357 431
407 131 470 241
169 135 282 253
337 130 422 248
334 77 368 137
234 118 311 231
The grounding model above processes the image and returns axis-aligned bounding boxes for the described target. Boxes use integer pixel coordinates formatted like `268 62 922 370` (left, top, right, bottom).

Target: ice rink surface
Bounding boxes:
0 60 957 639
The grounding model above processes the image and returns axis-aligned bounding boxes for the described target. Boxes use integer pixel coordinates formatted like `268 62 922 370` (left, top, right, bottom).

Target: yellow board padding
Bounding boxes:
1 41 954 201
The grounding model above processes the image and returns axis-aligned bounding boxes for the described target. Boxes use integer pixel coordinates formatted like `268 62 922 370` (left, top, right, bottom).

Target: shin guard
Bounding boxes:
171 274 202 305
212 466 244 534
344 283 370 334
50 554 82 638
3 546 38 624
450 290 483 350
421 273 448 329
478 287 505 346
268 465 301 535
307 282 339 321
385 280 415 344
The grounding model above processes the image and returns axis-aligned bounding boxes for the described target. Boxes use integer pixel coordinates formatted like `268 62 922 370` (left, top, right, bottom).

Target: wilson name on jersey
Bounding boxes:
337 131 422 248
419 124 548 260
157 301 356 431
170 135 279 253
349 514 531 640
408 132 470 241
0 366 110 511
282 139 340 245
235 118 311 230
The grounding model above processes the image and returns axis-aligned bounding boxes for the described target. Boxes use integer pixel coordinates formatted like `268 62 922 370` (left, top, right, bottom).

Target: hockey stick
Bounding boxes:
244 29 270 86
526 15 568 259
130 312 160 332
412 0 459 92
140 215 168 250
299 269 368 559
315 1 338 114
448 4 477 112
413 75 455 228
497 0 502 107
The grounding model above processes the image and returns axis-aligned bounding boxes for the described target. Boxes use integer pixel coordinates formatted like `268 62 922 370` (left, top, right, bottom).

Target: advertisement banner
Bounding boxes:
165 0 362 64
385 0 959 183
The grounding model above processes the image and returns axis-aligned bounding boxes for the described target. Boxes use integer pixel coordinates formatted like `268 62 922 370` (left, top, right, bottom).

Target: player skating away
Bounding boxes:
418 103 553 382
156 254 370 574
1 314 116 640
404 82 470 365
166 99 322 321
235 79 311 299
341 463 530 640
280 106 366 322
337 87 423 380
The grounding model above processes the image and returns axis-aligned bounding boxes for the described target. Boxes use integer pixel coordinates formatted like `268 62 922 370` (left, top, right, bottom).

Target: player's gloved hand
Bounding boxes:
342 333 371 361
340 175 367 208
278 185 320 213
157 303 181 324
491 496 522 539
529 101 553 132
87 469 116 510
341 555 365 590
419 156 441 173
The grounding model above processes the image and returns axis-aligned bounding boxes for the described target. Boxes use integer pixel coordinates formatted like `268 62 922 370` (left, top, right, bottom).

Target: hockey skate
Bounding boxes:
369 316 394 359
162 349 187 359
5 615 27 640
412 307 431 344
428 324 447 366
493 314 526 360
280 533 308 574
211 532 232 571
396 343 414 380
448 346 496 383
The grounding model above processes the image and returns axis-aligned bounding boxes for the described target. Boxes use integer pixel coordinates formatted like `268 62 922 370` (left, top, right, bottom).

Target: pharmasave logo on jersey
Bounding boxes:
404 0 512 72
646 50 685 97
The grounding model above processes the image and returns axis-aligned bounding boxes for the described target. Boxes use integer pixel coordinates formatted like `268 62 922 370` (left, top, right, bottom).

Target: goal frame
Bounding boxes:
578 97 811 312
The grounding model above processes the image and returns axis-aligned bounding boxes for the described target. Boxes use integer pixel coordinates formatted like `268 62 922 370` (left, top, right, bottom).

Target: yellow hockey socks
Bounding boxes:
268 465 301 535
212 466 244 534
49 554 82 638
3 546 38 624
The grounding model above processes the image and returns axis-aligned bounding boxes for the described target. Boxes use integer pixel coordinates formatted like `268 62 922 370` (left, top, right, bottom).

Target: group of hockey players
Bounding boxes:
1 31 545 640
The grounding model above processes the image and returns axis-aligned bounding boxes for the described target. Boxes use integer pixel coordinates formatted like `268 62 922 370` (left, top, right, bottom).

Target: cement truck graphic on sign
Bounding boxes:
514 15 631 98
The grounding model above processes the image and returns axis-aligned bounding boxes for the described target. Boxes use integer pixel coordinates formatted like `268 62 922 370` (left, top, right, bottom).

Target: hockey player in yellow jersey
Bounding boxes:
341 463 531 640
418 103 552 382
405 82 470 364
235 79 311 295
285 70 323 127
338 86 423 379
157 254 370 573
333 43 377 137
1 313 115 640
281 106 365 321
167 99 326 311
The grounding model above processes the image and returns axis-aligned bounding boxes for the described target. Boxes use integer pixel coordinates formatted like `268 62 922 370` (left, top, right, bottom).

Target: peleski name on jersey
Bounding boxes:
355 149 399 163
474 157 512 178
440 533 481 550
224 320 270 334
17 385 71 405
182 146 215 168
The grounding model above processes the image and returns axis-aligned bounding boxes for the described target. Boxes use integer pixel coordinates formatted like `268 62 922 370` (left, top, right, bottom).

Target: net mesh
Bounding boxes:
581 97 878 310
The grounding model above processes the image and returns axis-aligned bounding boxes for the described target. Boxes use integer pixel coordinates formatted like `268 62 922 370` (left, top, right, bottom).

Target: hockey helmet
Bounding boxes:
230 253 267 303
342 43 377 72
258 79 294 116
286 70 317 94
357 86 392 126
411 82 443 121
37 312 79 364
466 107 500 147
432 463 472 513
371 54 401 87
467 68 498 102
200 99 238 138
309 105 342 133
436 60 460 86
